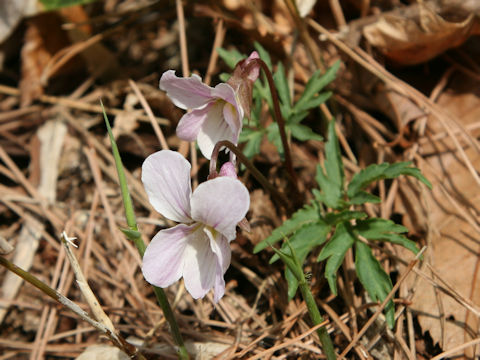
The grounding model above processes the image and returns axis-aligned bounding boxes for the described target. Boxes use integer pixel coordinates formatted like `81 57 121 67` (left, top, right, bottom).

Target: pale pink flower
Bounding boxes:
141 150 250 302
159 52 260 159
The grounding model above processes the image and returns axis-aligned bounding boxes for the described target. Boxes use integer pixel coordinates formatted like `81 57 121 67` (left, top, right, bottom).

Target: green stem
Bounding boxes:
210 140 291 211
271 240 336 359
298 280 337 360
102 103 190 360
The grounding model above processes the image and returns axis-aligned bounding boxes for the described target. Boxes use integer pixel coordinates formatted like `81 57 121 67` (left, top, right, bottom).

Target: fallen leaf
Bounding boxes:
397 71 480 355
76 345 130 360
363 3 480 65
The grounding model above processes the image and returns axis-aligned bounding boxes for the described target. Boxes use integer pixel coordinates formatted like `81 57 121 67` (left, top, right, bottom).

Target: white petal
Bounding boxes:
142 150 192 223
204 229 231 302
182 227 216 299
190 177 250 240
176 103 212 141
213 82 244 128
197 102 235 160
142 224 196 288
159 70 213 110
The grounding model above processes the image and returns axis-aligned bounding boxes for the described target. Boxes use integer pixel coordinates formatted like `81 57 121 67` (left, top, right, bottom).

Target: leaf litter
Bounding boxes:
0 0 479 359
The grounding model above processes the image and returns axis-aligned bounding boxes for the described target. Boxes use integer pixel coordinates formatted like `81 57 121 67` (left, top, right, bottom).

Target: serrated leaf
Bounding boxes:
289 124 323 142
324 210 367 226
294 61 340 112
347 162 432 199
317 222 355 295
217 47 244 69
273 62 291 108
293 91 332 114
254 41 272 71
239 128 264 158
254 204 321 253
355 241 395 328
355 218 419 255
271 222 329 263
315 121 344 209
272 222 329 299
348 191 381 205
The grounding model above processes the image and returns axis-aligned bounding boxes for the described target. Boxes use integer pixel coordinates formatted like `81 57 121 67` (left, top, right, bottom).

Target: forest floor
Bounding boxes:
1 0 480 359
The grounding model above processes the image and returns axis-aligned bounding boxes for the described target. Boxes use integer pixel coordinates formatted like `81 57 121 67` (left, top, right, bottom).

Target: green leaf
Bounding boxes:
294 61 340 112
273 62 291 108
275 222 329 299
355 241 395 328
271 222 329 263
40 0 97 10
239 128 264 158
347 162 432 199
254 41 272 71
266 122 283 155
289 124 323 142
217 47 245 69
315 120 344 209
317 222 355 295
324 210 367 226
355 218 419 255
102 102 138 232
348 191 381 205
254 204 321 253
293 91 332 114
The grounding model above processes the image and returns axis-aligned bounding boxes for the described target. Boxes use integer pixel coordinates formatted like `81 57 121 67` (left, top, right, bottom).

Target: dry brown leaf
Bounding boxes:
397 72 480 354
363 3 480 65
75 345 130 360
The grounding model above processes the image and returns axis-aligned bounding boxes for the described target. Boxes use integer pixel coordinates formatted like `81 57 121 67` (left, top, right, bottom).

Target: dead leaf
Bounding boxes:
363 3 480 65
76 345 130 360
397 72 480 354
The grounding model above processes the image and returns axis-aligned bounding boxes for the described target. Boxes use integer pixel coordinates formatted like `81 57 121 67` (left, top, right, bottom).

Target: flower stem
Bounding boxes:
298 280 337 360
251 58 298 191
211 140 291 211
102 104 190 360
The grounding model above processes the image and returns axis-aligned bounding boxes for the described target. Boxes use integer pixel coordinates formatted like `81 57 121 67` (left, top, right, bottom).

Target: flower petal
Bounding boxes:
142 150 192 223
212 83 244 133
223 102 242 144
159 70 213 110
190 177 250 240
196 102 235 159
182 227 216 299
142 223 196 288
176 103 212 141
204 228 231 302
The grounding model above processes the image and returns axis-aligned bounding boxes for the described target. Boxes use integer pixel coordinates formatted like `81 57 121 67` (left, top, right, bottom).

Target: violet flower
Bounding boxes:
141 150 250 302
159 52 260 159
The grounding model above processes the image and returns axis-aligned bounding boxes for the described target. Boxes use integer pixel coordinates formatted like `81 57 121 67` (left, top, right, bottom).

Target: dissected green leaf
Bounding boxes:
274 222 330 299
273 62 291 109
289 123 323 142
293 91 332 114
317 222 355 295
254 204 321 253
239 127 264 158
324 210 367 226
355 218 419 255
254 41 272 71
271 222 329 263
294 61 340 112
355 241 395 328
217 47 244 69
315 120 344 209
347 162 432 199
348 191 381 205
